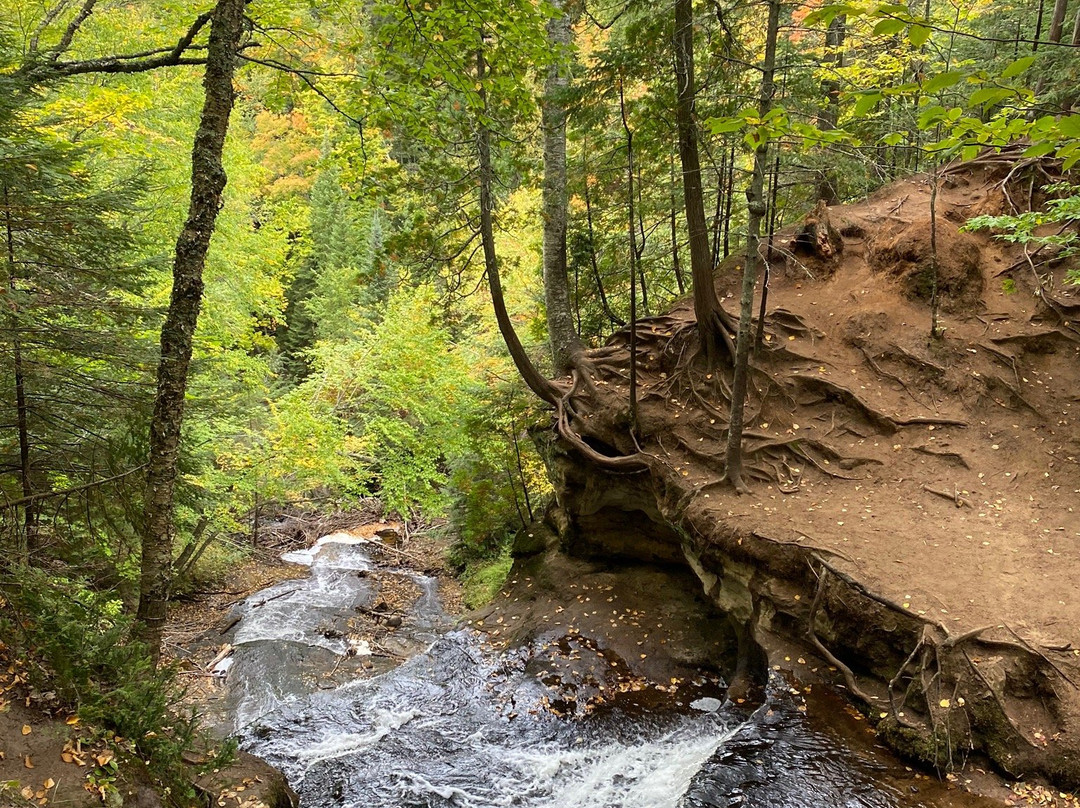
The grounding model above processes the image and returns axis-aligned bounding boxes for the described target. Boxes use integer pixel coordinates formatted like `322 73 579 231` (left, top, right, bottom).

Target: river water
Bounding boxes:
216 534 996 808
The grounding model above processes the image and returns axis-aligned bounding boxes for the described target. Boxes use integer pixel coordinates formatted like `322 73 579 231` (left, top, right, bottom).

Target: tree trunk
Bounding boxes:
755 148 782 355
711 149 726 270
583 145 625 327
620 77 639 432
723 143 735 259
477 49 561 406
136 0 247 659
670 151 686 294
817 15 845 204
929 164 942 339
3 185 35 561
1073 2 1080 45
542 0 583 375
635 172 650 316
675 0 729 366
1048 0 1069 41
725 0 780 493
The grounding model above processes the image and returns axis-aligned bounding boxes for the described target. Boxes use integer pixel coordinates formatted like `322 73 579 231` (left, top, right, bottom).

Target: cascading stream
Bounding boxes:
213 534 984 808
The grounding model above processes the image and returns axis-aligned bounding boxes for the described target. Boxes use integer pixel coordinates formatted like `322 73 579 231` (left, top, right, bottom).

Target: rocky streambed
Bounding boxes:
197 525 1010 807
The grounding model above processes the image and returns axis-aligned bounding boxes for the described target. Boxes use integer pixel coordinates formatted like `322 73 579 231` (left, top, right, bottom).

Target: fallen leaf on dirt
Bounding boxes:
21 724 31 735
24 754 34 768
95 751 114 767
43 778 55 789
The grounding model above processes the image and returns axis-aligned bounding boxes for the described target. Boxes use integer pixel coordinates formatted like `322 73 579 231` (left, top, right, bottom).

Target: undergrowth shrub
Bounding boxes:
0 569 232 804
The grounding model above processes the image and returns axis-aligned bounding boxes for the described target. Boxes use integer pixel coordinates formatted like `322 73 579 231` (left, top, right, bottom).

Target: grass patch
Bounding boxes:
460 550 513 609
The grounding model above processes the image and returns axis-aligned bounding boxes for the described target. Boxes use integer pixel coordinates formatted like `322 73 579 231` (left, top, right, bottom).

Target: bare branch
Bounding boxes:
28 0 73 56
20 8 219 81
0 463 147 510
47 0 100 61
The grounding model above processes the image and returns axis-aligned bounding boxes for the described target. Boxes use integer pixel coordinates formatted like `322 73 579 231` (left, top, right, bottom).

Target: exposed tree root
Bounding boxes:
554 372 651 473
807 565 876 706
911 445 970 469
769 307 825 340
1032 286 1080 342
790 373 901 433
886 343 946 376
983 373 1042 416
859 346 921 402
990 329 1074 353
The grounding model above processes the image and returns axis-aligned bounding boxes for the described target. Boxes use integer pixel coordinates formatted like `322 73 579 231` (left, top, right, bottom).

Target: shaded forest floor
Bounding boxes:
551 153 1080 790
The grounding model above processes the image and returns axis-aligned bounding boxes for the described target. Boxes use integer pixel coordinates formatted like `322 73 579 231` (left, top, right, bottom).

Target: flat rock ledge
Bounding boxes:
537 434 1080 791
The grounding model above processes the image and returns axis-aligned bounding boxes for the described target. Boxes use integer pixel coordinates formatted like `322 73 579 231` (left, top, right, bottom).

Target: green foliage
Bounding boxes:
964 184 1080 284
301 283 478 517
459 549 513 609
0 570 228 802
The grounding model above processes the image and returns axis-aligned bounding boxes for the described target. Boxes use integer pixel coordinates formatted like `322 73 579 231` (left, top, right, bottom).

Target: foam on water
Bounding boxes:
220 532 912 808
280 531 371 566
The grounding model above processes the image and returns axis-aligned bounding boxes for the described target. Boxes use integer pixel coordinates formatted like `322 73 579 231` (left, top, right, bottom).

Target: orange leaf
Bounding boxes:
25 754 35 768
21 724 32 735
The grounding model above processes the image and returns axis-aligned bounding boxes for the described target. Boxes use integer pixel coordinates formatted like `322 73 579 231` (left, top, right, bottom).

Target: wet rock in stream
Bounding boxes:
205 533 1006 808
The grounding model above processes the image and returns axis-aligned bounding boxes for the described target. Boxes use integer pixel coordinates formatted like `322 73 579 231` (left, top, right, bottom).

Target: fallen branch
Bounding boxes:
921 484 971 508
250 588 297 608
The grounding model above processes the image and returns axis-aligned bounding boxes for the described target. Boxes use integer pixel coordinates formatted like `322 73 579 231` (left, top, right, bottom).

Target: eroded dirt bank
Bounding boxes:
537 153 1080 791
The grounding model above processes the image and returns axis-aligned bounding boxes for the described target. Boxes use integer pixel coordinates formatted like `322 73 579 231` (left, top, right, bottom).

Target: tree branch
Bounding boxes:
19 8 220 81
47 0 100 61
0 463 147 510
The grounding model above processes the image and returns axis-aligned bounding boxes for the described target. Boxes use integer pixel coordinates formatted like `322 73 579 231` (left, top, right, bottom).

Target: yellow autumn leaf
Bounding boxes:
22 724 31 735
939 698 951 708
43 778 56 789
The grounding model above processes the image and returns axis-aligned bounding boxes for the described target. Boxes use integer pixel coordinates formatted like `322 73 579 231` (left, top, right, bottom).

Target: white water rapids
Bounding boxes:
210 535 951 808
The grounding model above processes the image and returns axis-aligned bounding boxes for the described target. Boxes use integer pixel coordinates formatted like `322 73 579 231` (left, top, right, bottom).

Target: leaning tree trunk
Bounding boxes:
542 0 583 375
674 0 730 367
725 0 780 493
136 0 247 660
477 49 561 406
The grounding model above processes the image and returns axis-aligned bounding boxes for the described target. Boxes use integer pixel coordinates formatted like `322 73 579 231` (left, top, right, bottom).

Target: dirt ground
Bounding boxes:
544 151 1080 794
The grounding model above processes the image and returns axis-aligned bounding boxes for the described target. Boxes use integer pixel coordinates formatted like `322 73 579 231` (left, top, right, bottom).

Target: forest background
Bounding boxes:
0 0 1078 802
